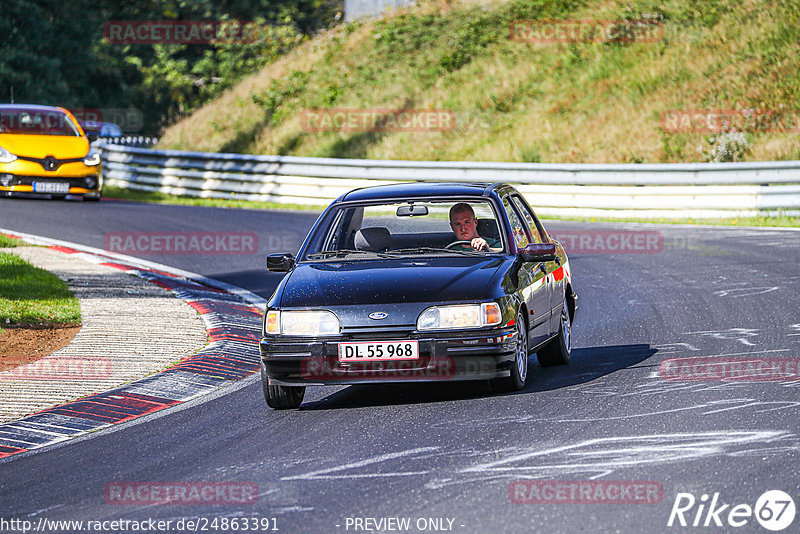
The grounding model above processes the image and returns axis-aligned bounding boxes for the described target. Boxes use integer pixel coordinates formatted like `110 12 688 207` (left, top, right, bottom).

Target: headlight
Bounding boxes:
417 303 502 331
265 310 280 334
83 152 101 166
0 146 17 164
265 310 340 336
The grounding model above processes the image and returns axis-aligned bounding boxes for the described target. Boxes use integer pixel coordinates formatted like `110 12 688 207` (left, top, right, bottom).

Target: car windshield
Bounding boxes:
100 123 123 137
0 108 80 136
303 200 505 261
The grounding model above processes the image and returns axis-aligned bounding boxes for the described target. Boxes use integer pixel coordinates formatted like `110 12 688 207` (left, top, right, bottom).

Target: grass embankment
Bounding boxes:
0 235 21 248
159 0 800 163
0 253 81 335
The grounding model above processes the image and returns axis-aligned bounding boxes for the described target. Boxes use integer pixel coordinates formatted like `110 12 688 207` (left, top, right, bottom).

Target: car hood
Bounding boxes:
0 134 89 159
280 256 508 308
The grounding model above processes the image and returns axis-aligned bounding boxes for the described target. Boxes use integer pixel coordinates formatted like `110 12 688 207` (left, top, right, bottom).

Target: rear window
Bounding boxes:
0 108 80 136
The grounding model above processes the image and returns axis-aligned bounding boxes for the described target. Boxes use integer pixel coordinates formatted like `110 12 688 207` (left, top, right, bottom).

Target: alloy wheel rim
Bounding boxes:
561 297 571 352
517 315 527 382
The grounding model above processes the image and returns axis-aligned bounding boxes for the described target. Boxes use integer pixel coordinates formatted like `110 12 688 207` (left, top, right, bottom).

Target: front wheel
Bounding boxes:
491 310 528 393
537 294 571 367
261 363 305 409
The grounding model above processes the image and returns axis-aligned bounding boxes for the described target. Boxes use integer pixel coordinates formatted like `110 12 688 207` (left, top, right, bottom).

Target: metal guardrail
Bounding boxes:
95 137 160 149
345 0 414 21
100 144 800 218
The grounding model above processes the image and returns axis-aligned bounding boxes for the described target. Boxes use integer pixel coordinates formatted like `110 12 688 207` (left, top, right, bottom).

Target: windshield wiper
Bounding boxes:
306 249 395 259
306 249 359 259
386 247 486 256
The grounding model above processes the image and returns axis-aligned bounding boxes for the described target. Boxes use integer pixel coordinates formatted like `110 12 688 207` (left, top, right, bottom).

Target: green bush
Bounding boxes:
252 70 310 126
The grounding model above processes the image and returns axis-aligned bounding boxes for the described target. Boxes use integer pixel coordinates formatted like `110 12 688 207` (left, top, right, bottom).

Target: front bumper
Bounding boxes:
0 172 102 196
261 327 518 385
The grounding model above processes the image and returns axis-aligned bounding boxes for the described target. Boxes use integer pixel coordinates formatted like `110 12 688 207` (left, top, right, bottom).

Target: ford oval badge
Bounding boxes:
369 312 388 320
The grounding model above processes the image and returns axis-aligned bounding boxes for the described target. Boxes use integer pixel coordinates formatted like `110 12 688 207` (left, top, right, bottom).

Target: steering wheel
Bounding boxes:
445 240 473 250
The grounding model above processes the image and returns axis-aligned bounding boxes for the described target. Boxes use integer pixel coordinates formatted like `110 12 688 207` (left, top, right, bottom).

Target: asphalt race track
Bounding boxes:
1 197 799 533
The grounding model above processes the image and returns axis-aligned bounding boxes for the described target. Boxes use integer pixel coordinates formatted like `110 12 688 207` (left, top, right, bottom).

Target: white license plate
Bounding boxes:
338 340 419 361
33 182 69 194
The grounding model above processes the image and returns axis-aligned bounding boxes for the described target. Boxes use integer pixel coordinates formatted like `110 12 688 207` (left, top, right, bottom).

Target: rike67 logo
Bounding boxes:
668 490 795 531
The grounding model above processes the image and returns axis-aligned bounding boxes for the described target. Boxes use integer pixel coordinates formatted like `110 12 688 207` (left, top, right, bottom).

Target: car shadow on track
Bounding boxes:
299 343 657 410
523 343 658 393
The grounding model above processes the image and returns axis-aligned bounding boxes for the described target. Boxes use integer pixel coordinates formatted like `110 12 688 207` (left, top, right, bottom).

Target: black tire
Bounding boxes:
83 194 101 202
491 310 528 393
537 294 571 367
261 363 305 409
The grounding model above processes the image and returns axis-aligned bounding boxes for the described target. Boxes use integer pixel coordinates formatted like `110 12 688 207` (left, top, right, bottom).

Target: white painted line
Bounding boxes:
282 447 439 481
663 349 791 357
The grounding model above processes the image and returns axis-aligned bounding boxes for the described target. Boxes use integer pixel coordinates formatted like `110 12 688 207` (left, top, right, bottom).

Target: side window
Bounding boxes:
322 209 347 251
511 195 545 244
325 207 360 251
502 197 530 249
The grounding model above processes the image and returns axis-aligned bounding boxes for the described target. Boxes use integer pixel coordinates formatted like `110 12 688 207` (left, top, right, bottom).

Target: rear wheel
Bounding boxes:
261 362 305 409
83 194 101 202
491 310 528 393
537 294 571 367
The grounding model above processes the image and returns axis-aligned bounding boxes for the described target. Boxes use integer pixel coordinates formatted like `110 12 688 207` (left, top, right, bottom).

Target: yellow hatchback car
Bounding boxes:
0 104 102 200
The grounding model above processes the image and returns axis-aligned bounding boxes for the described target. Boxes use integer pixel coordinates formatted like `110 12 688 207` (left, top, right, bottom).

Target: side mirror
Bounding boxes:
86 131 99 143
519 243 557 263
266 253 294 272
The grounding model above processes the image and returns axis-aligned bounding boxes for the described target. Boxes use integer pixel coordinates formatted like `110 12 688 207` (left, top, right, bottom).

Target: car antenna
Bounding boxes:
9 86 13 104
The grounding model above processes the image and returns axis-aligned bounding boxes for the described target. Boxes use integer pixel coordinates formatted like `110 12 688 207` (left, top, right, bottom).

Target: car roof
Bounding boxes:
339 182 504 202
0 104 68 113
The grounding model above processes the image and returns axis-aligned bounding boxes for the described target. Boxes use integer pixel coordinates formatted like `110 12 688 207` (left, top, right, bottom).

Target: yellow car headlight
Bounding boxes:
83 152 101 166
0 146 17 164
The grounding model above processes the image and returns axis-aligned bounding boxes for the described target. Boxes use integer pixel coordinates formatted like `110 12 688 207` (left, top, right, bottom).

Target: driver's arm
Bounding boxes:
470 237 502 252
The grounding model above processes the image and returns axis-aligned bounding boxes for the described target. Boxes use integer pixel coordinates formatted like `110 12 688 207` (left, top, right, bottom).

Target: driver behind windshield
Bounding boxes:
448 203 502 252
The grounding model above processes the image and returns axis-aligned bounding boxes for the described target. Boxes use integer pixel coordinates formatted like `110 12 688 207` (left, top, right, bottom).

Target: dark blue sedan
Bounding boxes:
260 182 576 408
